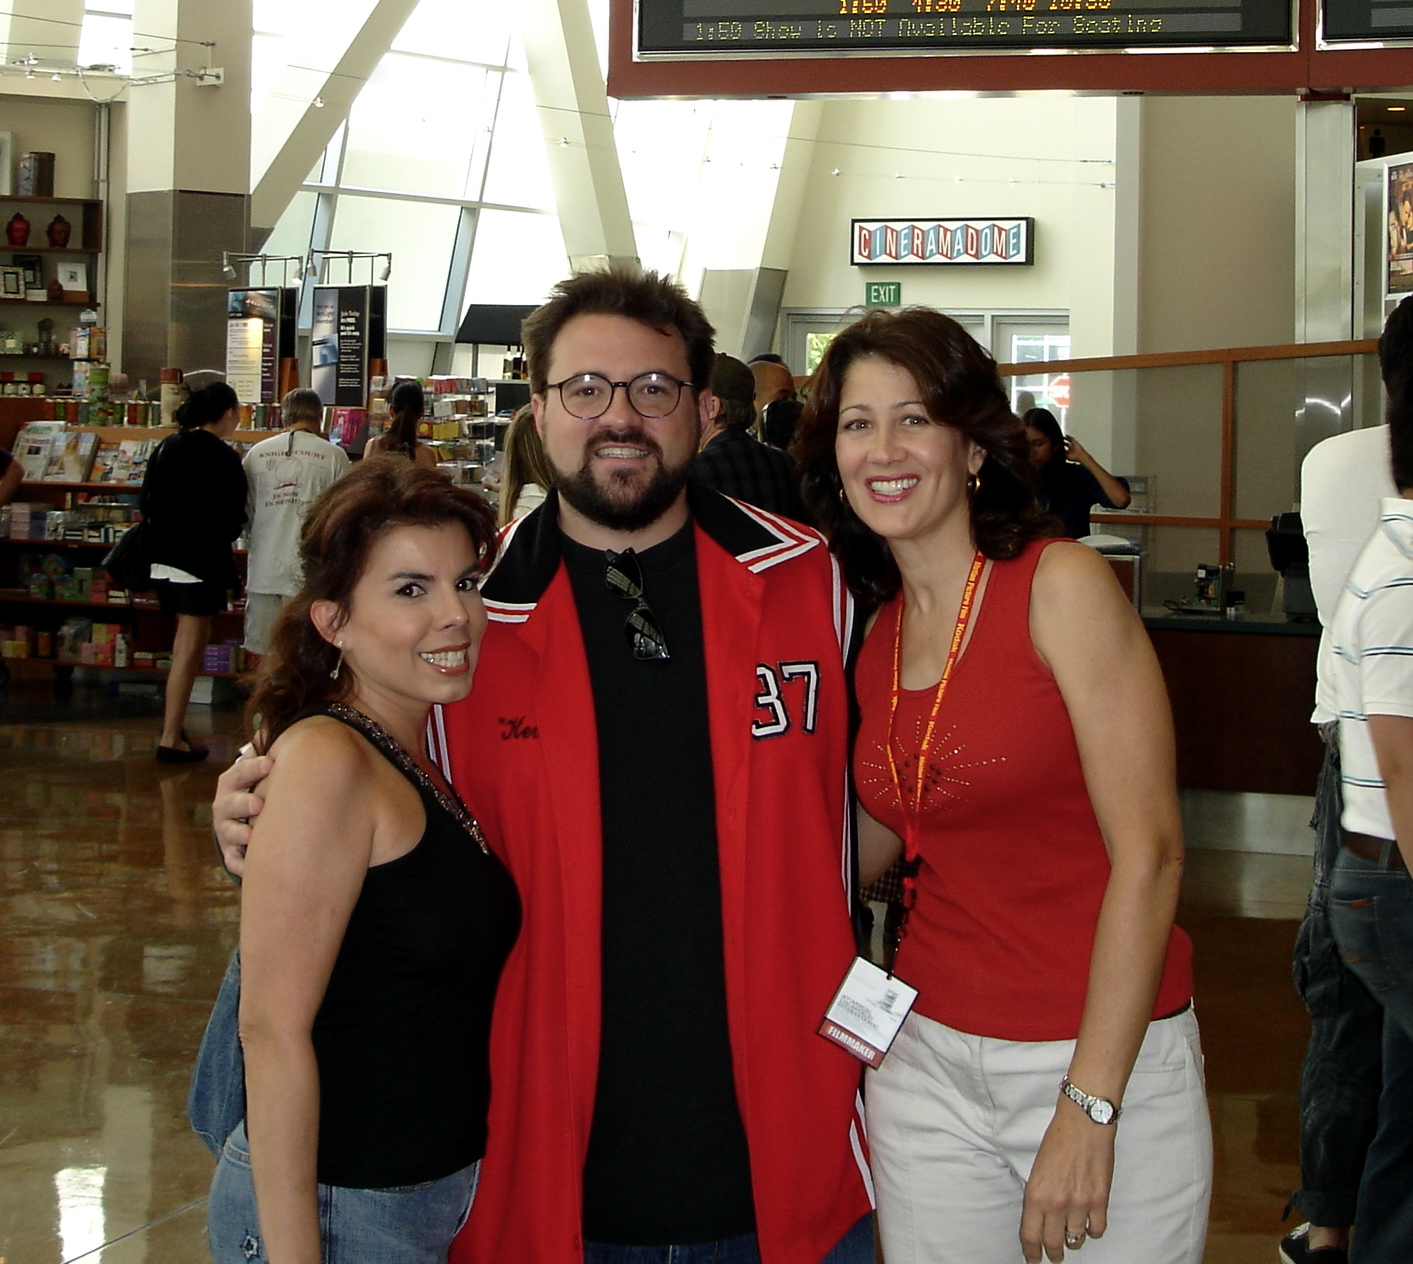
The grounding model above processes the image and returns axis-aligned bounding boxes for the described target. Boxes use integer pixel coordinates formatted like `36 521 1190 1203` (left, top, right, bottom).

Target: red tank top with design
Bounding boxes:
853 538 1193 1041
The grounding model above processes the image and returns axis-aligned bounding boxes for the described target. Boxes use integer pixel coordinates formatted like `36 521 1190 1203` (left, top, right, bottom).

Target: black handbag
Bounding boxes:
103 520 157 592
104 437 164 593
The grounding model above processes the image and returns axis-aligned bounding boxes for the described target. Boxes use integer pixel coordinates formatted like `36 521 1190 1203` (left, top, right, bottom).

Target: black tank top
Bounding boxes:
307 703 521 1188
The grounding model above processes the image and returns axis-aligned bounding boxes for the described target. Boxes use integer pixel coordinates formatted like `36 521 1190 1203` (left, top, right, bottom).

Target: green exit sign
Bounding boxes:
865 281 901 307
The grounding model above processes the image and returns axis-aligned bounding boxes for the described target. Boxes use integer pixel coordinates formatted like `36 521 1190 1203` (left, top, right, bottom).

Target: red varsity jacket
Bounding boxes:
437 487 873 1263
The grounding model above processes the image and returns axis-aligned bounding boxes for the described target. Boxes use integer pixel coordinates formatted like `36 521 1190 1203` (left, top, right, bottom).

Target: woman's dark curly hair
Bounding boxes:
247 459 498 750
794 307 1053 607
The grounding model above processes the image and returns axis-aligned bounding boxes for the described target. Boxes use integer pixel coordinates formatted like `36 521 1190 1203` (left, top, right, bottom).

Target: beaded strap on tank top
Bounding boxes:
320 701 491 857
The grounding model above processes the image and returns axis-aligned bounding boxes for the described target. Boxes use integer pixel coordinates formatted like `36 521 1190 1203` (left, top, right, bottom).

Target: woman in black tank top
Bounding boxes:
206 461 520 1264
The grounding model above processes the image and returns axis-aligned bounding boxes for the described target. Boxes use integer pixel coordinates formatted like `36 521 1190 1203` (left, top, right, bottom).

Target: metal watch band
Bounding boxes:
1060 1076 1121 1125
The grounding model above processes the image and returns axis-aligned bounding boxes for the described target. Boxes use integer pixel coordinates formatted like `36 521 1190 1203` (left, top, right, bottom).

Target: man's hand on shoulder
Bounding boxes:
213 746 274 879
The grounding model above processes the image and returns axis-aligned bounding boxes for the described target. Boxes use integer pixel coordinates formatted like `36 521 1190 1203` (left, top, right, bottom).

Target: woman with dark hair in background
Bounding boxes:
1024 405 1131 539
368 379 440 468
206 460 520 1264
497 404 555 527
141 380 247 762
795 307 1208 1264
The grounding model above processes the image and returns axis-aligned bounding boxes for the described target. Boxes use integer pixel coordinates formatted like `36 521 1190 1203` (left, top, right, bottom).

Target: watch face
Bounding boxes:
1089 1099 1116 1125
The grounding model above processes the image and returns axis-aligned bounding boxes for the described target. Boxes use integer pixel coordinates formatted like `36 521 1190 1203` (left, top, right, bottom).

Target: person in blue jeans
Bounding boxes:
1325 295 1413 1264
1281 732 1383 1264
205 462 520 1264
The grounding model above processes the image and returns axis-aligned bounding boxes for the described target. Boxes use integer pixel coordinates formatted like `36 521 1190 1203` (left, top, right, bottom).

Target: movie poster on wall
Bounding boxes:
311 285 376 408
226 288 285 403
1388 164 1413 296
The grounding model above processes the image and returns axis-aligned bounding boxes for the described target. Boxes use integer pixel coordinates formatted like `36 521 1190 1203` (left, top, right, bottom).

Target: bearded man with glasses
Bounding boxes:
214 267 873 1264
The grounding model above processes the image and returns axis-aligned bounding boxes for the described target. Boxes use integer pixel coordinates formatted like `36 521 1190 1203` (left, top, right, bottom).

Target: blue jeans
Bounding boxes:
1329 847 1413 1263
189 950 245 1157
1287 736 1383 1227
207 1121 480 1264
582 1213 874 1264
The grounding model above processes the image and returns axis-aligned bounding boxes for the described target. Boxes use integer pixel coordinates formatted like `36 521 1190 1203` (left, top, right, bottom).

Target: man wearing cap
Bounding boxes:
692 353 806 521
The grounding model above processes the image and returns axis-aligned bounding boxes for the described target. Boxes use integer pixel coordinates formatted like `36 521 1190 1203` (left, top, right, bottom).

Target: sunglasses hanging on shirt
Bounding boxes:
604 549 670 661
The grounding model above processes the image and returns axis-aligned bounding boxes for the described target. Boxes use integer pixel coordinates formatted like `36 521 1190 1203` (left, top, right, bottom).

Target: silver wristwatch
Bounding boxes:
1060 1076 1121 1125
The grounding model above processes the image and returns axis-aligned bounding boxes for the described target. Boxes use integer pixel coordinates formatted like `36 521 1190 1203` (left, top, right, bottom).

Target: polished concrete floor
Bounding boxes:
0 679 1314 1263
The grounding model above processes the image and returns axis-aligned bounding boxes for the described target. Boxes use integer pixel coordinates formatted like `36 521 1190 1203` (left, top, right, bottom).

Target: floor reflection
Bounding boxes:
0 680 1310 1262
1 682 239 1264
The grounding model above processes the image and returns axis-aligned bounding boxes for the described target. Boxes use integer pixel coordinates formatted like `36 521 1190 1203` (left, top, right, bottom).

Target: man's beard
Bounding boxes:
554 427 692 533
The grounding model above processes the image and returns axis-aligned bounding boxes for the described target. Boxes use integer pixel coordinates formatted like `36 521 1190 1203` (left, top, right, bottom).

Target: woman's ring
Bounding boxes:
1065 1231 1086 1249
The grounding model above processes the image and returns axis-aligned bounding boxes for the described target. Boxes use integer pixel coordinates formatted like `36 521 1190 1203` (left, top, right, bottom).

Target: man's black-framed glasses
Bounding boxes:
548 372 694 421
605 549 670 661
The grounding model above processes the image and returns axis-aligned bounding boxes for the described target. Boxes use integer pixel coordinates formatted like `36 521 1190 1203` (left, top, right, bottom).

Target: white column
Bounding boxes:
1296 99 1357 344
124 0 254 384
520 0 637 271
127 0 251 197
1295 99 1357 458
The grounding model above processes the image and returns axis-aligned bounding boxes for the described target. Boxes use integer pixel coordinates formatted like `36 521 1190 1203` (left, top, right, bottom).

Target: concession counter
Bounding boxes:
1140 611 1322 796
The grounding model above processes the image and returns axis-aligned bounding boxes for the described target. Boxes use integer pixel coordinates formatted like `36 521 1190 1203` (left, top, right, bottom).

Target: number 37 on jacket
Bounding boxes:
752 660 820 738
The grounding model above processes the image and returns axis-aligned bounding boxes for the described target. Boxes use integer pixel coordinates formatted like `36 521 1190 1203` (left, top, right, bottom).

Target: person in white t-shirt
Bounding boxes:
242 389 351 656
1323 295 1413 1264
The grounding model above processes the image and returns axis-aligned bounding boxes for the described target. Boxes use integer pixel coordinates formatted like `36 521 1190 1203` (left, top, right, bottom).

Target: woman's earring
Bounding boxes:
967 473 981 495
330 643 344 681
838 487 848 505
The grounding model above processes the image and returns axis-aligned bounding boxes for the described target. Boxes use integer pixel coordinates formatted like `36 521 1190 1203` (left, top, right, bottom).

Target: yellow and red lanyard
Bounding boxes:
884 550 985 924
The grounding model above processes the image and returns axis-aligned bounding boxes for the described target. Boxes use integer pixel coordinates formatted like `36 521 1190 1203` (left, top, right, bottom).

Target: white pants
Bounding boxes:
865 1008 1211 1264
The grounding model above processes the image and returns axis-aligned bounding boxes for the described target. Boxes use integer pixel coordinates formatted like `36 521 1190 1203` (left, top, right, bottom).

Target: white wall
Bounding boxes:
778 95 1124 345
1 91 99 198
774 94 1129 467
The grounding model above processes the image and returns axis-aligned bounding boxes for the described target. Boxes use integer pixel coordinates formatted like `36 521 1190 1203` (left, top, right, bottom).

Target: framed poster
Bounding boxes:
1387 164 1413 296
311 286 373 408
226 288 287 403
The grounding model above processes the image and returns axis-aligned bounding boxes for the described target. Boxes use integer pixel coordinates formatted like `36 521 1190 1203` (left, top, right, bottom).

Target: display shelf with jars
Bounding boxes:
1 195 103 396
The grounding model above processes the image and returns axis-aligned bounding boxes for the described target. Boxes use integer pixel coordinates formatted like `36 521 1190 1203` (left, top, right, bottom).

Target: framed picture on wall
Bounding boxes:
0 266 24 298
57 261 87 297
12 253 41 288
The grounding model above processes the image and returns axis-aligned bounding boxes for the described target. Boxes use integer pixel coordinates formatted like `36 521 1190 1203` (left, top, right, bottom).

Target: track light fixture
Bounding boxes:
221 252 306 286
308 250 394 287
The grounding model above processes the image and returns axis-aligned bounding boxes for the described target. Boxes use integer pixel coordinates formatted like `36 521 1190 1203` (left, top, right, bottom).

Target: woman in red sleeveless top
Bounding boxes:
795 309 1209 1264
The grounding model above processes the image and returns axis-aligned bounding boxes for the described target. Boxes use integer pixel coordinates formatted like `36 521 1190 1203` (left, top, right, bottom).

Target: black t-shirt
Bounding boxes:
307 706 522 1188
1038 460 1127 540
562 521 756 1245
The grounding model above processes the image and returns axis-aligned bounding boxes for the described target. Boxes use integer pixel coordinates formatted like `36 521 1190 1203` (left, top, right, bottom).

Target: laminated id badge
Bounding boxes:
817 957 918 1067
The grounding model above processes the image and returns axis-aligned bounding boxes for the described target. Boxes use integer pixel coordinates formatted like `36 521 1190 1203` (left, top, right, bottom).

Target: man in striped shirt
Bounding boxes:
1324 294 1413 1263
